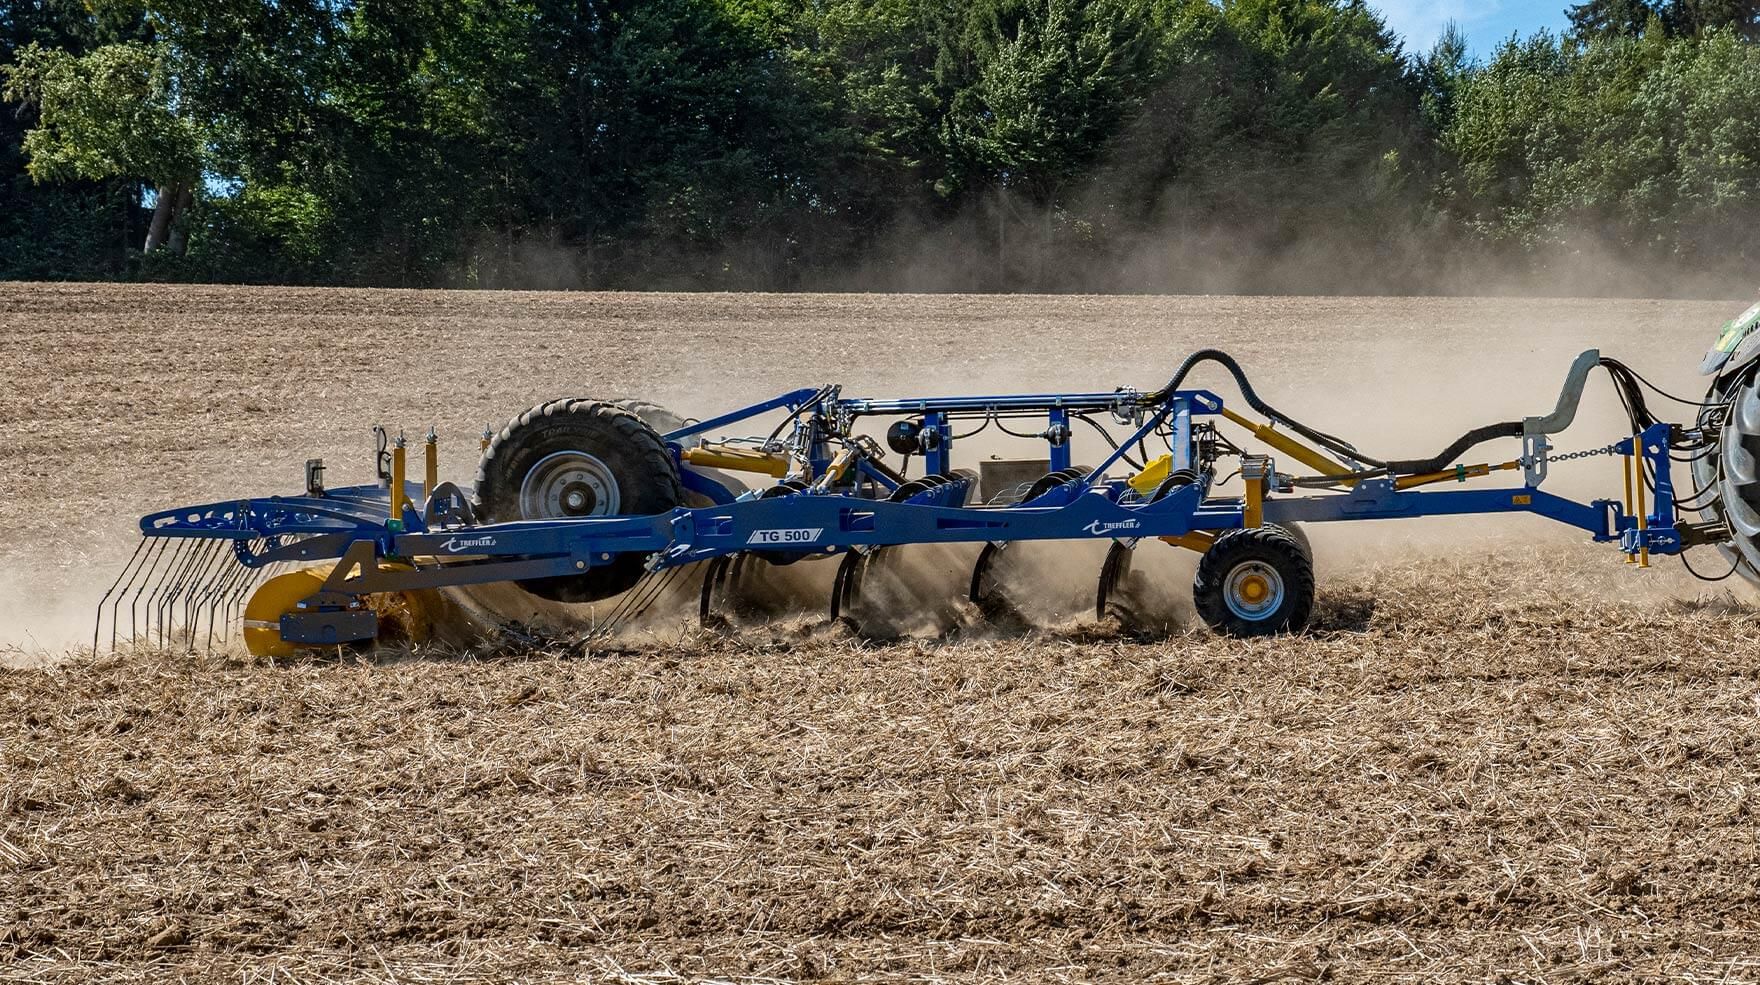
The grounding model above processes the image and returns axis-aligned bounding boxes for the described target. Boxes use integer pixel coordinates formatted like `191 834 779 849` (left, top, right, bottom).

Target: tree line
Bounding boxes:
3 0 1759 295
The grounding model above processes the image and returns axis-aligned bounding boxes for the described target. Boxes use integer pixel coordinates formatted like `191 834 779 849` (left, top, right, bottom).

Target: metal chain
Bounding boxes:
1550 441 1625 463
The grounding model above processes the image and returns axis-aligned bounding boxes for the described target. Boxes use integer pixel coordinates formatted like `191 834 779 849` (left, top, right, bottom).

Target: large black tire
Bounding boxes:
1193 524 1315 637
1699 373 1760 585
614 397 748 505
475 399 682 603
1281 521 1313 562
613 399 699 448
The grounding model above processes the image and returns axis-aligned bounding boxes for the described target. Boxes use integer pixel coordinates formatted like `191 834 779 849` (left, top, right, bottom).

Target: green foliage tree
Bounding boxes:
1443 26 1760 280
3 40 203 251
1569 0 1760 39
4 0 1760 293
0 0 147 277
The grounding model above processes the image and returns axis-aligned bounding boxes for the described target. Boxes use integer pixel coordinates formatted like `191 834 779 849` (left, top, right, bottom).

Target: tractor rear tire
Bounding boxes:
475 399 682 603
1696 372 1760 585
1193 524 1315 637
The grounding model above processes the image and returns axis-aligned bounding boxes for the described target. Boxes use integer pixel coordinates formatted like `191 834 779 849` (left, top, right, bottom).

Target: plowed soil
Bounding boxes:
3 282 1760 982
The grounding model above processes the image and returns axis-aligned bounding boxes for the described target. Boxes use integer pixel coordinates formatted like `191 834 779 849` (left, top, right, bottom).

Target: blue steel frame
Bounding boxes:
135 391 1684 599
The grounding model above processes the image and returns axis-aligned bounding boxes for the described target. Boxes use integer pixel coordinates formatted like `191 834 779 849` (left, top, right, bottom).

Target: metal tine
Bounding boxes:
219 540 269 640
154 540 207 649
139 538 189 648
180 542 232 651
607 570 673 633
194 542 237 644
172 538 228 654
94 538 150 656
591 573 652 639
223 562 269 642
203 554 254 652
153 540 198 649
598 566 686 639
125 538 175 650
217 552 267 647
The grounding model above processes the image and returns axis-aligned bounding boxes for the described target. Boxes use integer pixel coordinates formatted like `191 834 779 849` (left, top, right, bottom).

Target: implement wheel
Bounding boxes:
475 399 682 603
1193 524 1314 637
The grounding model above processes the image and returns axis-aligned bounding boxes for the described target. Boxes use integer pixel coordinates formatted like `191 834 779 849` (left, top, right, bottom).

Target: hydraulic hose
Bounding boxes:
1150 349 1716 482
1149 348 1527 475
1146 349 1379 465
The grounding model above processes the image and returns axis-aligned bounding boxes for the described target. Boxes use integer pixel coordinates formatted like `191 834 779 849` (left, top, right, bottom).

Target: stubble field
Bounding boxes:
3 282 1759 983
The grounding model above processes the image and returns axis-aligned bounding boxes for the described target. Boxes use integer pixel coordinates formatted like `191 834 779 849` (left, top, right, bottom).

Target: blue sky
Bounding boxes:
1372 1 1572 59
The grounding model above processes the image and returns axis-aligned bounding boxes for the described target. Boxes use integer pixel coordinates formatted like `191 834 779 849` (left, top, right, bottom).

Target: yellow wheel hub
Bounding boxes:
1240 575 1269 603
242 564 437 657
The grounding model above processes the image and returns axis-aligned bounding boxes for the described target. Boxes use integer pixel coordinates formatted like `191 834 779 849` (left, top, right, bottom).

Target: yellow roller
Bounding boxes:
243 564 437 657
243 567 331 658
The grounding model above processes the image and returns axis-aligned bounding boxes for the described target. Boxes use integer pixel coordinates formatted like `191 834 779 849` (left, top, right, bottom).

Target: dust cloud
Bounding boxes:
3 286 1747 656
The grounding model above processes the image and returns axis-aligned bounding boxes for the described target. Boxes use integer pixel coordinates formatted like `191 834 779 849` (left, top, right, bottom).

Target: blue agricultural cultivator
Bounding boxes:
95 307 1760 656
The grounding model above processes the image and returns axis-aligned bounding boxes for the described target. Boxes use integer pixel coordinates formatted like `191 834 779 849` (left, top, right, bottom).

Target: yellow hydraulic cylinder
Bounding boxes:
810 445 861 491
1220 407 1349 477
423 427 438 503
824 446 858 484
682 443 791 478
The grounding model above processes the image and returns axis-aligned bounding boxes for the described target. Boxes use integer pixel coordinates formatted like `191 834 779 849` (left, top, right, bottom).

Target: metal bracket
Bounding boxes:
1522 433 1551 487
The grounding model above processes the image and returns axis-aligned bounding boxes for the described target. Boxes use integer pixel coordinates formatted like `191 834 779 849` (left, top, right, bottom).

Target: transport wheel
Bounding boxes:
1193 524 1315 637
475 399 682 603
615 398 748 506
1281 521 1313 561
612 399 698 446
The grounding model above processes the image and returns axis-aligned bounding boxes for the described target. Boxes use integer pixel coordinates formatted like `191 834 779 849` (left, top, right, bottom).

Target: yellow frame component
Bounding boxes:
1623 447 1637 564
1160 531 1217 553
391 436 409 517
1393 461 1519 491
1634 434 1650 568
1244 469 1264 528
423 429 439 502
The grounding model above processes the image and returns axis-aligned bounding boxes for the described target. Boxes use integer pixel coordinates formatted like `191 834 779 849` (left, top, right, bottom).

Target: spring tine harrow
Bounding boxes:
141 539 187 647
126 538 178 650
181 541 238 651
93 538 150 656
203 554 260 651
595 565 689 639
223 554 275 642
155 540 211 649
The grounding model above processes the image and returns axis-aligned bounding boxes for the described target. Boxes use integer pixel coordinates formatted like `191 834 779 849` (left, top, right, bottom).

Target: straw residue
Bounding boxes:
5 548 1760 982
